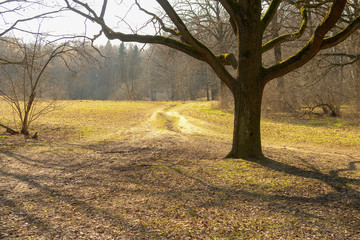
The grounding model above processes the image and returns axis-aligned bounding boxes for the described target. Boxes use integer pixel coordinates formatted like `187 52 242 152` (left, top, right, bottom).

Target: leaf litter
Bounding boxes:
0 101 359 239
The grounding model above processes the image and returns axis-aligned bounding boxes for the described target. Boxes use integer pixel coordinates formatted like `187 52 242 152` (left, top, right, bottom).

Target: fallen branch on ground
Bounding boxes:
0 123 19 135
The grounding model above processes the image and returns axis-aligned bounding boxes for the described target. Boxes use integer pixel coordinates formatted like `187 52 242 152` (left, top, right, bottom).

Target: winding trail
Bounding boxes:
135 103 360 161
142 103 229 139
1 101 359 239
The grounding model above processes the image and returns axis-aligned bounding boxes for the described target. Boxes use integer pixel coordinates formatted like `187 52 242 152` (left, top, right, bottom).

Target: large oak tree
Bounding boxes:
63 0 360 159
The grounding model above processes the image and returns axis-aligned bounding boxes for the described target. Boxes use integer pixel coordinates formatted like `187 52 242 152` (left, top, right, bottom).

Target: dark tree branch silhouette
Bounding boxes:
62 0 359 159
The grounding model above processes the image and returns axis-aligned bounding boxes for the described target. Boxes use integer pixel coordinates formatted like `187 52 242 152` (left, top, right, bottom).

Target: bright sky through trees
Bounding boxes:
1 0 159 45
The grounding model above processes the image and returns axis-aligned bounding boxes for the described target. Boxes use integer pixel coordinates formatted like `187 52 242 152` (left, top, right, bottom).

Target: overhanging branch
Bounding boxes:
261 0 282 33
262 6 308 53
263 0 348 83
64 0 236 91
103 29 235 90
320 15 360 50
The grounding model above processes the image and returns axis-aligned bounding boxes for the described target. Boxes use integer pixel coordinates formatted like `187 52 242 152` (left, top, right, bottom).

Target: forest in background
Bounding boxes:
0 0 359 118
0 1 360 238
1 35 359 117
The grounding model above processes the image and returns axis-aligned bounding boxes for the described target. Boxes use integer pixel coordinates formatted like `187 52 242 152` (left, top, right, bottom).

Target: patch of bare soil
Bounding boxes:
1 103 359 239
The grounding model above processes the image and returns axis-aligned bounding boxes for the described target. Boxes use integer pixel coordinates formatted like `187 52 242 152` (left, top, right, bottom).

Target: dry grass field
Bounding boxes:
0 100 359 239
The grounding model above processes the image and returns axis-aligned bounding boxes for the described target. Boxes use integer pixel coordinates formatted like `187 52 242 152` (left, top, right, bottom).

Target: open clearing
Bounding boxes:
0 100 360 239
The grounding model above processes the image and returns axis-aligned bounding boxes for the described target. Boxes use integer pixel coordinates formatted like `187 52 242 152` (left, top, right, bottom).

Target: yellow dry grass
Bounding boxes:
0 100 359 239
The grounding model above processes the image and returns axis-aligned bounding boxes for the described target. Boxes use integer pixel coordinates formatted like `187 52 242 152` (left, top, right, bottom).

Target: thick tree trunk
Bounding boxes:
226 0 263 159
226 81 265 159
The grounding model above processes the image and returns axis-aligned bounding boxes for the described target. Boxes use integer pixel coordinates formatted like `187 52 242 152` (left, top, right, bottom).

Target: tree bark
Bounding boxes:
21 92 36 136
226 0 264 159
356 60 360 111
227 80 265 159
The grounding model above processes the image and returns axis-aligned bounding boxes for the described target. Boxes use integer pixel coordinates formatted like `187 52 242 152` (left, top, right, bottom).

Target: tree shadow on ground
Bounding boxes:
253 157 360 210
1 142 360 239
168 157 360 206
163 154 360 238
0 151 164 239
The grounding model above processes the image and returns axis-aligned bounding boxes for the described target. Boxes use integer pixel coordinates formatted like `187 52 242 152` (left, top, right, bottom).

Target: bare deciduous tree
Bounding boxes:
0 34 94 136
61 0 360 159
175 0 236 107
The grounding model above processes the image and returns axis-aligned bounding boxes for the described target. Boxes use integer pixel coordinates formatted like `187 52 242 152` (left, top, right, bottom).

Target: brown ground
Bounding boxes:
0 102 359 239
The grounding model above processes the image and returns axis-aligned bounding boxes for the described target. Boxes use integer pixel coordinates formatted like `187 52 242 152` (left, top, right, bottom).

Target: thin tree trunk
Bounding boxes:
21 91 35 135
274 44 286 111
356 61 360 111
272 12 286 112
206 82 210 101
220 81 232 108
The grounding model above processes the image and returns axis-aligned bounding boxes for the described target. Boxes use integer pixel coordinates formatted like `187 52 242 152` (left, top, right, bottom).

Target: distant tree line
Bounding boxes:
0 38 222 101
0 1 359 116
1 34 359 118
1 0 359 158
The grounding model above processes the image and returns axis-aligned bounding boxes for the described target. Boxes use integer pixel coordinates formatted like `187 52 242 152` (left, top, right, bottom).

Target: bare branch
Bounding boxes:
64 0 235 90
100 0 108 20
0 4 67 37
135 0 180 36
320 15 360 50
261 0 282 32
262 6 308 53
264 0 348 83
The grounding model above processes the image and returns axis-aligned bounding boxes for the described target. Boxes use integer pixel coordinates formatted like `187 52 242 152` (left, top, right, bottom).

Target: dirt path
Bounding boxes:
143 103 226 137
1 102 359 239
140 102 360 161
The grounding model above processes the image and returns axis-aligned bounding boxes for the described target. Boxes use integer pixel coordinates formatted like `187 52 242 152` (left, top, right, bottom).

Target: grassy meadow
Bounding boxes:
0 100 162 144
1 99 360 149
178 101 360 149
0 99 359 239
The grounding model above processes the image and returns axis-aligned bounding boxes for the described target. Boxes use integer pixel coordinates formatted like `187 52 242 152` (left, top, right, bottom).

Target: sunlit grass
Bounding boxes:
1 99 359 148
179 101 360 149
1 99 359 239
262 119 360 147
0 99 162 141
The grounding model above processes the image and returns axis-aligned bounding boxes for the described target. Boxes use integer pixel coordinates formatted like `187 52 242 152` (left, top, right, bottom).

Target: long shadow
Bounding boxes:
2 143 360 237
3 147 360 206
1 150 91 170
249 156 360 209
1 149 157 194
162 158 360 237
0 194 55 238
167 166 344 209
0 167 162 239
162 154 360 211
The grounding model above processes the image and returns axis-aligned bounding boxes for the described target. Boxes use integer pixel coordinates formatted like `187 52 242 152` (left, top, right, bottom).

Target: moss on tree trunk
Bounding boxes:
227 80 265 159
